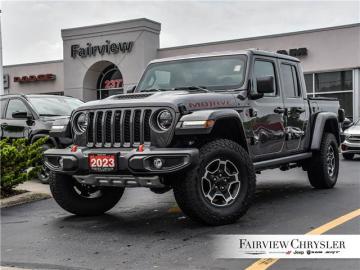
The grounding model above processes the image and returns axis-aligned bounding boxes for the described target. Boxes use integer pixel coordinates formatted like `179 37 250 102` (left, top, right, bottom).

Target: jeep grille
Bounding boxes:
86 109 153 147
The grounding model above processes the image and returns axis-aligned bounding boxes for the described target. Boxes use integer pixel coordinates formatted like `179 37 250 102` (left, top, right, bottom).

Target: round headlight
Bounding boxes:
75 113 88 133
156 110 173 131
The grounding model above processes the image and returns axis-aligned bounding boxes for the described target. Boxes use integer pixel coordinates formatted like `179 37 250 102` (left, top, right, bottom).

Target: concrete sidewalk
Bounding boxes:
0 180 51 208
17 180 51 196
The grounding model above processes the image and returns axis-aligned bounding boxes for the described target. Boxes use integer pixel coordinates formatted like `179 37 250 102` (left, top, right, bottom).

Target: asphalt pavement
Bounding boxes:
1 157 360 270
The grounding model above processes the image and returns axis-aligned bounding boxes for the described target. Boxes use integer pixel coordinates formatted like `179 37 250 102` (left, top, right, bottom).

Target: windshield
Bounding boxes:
29 96 84 116
137 55 247 92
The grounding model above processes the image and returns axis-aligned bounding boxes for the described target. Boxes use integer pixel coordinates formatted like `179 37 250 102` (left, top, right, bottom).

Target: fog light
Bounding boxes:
58 157 64 168
153 158 163 169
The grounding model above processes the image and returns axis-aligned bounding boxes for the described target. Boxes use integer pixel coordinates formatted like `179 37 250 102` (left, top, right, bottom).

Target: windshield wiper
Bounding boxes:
39 114 63 117
174 86 210 93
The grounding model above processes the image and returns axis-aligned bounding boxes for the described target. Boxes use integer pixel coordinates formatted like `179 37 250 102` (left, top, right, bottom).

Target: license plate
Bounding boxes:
89 154 116 172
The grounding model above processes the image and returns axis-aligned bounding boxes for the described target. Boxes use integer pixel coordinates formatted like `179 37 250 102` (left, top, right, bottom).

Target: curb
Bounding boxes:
0 191 51 208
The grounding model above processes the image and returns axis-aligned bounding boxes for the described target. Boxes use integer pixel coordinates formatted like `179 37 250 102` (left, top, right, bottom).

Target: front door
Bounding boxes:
279 61 308 152
2 98 32 139
249 58 286 158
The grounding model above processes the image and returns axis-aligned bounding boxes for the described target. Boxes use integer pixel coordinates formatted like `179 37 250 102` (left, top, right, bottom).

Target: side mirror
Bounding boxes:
256 76 275 94
342 118 353 130
126 85 136 94
12 111 28 119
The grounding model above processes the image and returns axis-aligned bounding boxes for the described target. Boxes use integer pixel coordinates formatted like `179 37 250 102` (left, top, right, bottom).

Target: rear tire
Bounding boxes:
307 133 339 189
342 153 354 160
49 172 124 216
173 139 256 226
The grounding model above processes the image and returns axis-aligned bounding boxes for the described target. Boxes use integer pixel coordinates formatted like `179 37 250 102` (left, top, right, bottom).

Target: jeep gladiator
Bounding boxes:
45 49 343 225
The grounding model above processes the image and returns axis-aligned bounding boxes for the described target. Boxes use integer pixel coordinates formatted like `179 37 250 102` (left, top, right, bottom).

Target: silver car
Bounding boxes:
341 119 360 160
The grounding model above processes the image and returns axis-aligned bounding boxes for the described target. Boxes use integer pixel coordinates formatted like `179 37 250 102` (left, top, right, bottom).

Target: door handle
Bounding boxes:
274 107 286 114
295 107 305 113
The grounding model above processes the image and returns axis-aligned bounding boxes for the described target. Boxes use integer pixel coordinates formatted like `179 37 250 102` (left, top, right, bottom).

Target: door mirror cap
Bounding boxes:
256 76 275 94
126 85 136 94
12 111 28 119
12 111 34 121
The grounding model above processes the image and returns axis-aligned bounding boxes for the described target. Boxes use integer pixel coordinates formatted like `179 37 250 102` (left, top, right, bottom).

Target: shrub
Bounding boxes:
0 137 48 195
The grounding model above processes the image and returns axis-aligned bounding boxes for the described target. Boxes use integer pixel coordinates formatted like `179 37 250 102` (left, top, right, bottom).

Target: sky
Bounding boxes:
1 0 359 65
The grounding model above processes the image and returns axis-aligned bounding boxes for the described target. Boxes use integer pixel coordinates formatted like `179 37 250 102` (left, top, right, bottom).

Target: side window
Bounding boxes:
5 99 29 119
0 99 8 118
281 64 301 98
253 60 277 96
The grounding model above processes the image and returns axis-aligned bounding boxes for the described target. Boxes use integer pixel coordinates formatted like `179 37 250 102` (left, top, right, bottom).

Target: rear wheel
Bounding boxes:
308 133 339 189
173 139 256 226
49 172 124 216
342 153 354 160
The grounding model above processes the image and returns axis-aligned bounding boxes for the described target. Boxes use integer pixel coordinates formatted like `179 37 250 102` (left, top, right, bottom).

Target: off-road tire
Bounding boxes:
173 139 256 226
342 153 354 160
308 133 339 189
49 172 124 216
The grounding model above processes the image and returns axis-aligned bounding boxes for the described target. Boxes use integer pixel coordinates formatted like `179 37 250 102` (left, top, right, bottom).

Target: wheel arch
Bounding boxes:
30 133 58 147
176 109 249 152
311 112 340 150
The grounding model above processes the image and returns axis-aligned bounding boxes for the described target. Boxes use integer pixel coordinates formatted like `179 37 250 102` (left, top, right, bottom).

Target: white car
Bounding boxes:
341 119 360 160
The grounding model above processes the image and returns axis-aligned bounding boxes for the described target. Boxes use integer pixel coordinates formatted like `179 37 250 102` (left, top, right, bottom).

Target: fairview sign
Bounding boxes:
71 40 134 58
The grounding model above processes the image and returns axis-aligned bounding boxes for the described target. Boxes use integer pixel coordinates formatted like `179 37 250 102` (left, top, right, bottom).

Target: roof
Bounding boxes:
0 94 77 99
159 22 360 52
149 49 300 64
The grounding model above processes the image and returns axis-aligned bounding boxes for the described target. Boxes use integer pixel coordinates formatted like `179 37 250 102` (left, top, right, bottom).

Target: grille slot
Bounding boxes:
86 109 154 147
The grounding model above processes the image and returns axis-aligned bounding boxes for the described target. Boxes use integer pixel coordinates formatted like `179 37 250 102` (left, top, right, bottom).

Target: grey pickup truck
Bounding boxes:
45 49 344 225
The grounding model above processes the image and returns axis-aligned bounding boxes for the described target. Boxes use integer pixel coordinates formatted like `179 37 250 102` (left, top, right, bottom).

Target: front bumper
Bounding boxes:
44 146 199 176
341 140 360 154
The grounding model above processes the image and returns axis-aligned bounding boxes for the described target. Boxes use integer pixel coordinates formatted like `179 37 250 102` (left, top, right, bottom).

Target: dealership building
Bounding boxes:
3 18 360 120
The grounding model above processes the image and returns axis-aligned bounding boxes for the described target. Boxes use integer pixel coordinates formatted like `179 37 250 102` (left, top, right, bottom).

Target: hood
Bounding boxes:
345 124 360 136
76 91 241 112
40 115 70 122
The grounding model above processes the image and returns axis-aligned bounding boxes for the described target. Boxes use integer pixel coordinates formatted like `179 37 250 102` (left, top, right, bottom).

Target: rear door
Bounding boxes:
279 61 308 152
249 57 286 158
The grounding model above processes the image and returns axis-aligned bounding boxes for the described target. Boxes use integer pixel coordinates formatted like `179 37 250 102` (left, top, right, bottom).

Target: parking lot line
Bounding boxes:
245 208 360 270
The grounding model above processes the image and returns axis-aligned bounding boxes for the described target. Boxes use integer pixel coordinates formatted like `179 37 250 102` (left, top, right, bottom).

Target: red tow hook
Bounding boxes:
70 145 78 152
137 144 145 152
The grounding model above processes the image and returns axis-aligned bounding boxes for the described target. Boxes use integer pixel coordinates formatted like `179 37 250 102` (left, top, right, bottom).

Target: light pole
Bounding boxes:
0 10 4 95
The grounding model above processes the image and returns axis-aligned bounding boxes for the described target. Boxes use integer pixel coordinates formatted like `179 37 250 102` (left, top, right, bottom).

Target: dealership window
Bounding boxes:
305 70 354 119
97 64 123 99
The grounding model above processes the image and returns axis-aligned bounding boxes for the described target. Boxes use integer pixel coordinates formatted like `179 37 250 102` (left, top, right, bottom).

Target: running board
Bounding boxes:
253 152 312 171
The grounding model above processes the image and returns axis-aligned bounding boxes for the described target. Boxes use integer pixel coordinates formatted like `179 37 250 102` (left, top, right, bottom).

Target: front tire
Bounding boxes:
38 143 52 184
173 139 256 226
307 133 339 189
49 172 124 216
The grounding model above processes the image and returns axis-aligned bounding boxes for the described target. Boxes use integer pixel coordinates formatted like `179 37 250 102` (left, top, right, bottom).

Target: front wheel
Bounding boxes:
49 172 124 216
173 139 256 226
307 133 339 189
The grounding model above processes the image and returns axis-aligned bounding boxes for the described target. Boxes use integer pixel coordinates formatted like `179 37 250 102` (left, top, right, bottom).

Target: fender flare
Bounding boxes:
310 112 340 150
30 133 58 148
175 109 248 150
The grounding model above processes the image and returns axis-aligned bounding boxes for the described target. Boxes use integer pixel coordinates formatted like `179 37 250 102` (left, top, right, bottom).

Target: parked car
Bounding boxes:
0 94 84 183
341 119 360 160
44 49 343 225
